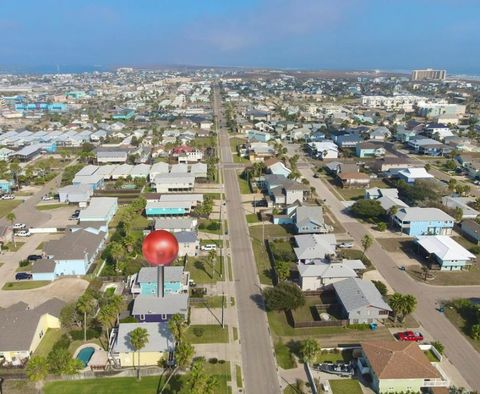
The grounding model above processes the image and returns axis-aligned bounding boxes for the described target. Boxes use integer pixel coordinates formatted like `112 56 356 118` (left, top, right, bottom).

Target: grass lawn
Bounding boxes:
109 206 149 230
68 338 103 355
36 203 68 211
198 219 222 235
185 324 229 344
315 349 353 363
338 249 372 270
236 364 243 388
238 174 251 194
185 256 223 284
200 239 224 248
250 224 291 240
0 199 22 218
2 280 50 290
204 192 222 200
246 213 260 223
233 154 250 164
33 328 63 357
444 307 480 353
424 349 439 362
377 237 414 253
16 262 32 272
233 326 238 341
44 376 170 394
407 263 480 286
191 295 227 308
3 241 25 252
275 341 297 369
330 379 363 394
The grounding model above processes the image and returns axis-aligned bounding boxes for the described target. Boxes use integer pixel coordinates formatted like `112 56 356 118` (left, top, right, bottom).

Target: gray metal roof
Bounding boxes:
112 322 174 353
395 207 454 222
44 228 106 260
154 217 196 230
132 293 188 315
333 278 391 313
79 197 117 221
175 231 198 243
0 298 65 351
137 266 185 284
294 234 337 260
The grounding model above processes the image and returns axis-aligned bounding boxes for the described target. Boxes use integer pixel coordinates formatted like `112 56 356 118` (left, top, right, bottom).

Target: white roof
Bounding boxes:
416 235 475 261
398 167 434 179
112 322 174 353
298 259 364 278
294 234 337 260
79 197 117 220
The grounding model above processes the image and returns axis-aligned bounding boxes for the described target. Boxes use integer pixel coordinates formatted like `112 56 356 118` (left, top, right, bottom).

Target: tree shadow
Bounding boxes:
249 293 267 311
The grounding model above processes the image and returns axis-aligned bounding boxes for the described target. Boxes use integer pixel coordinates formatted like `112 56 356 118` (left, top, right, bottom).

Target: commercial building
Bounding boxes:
411 69 447 81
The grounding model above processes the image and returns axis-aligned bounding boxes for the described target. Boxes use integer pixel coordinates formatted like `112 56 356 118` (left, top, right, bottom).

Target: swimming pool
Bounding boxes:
76 346 95 367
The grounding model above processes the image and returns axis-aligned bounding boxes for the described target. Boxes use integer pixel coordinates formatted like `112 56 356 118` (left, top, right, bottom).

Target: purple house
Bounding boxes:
132 293 188 322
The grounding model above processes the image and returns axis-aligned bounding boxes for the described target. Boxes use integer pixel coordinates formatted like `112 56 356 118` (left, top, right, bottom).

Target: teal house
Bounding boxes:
112 109 135 120
0 179 13 193
133 266 188 296
145 201 191 217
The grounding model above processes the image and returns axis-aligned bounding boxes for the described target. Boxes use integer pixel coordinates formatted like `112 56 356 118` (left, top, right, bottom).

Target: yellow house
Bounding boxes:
110 322 174 368
0 298 65 364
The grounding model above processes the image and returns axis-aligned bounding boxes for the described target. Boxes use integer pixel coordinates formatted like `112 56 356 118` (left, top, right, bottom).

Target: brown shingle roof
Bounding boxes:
339 172 370 180
362 341 441 380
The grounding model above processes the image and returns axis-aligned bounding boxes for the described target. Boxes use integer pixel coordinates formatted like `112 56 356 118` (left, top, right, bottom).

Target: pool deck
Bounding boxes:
73 343 108 370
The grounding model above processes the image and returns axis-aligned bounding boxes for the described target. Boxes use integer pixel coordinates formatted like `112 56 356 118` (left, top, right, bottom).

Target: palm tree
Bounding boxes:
110 242 126 273
129 327 149 380
123 233 136 255
97 305 115 342
168 313 187 343
6 212 16 246
76 294 95 342
361 234 373 258
421 265 430 281
388 205 398 227
26 355 49 382
300 339 320 364
160 341 195 393
208 249 218 278
389 293 417 323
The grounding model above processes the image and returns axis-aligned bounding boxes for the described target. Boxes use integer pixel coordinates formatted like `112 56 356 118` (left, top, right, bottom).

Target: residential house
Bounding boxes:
393 207 454 236
248 142 275 161
365 188 409 211
306 141 339 160
461 219 480 244
154 217 197 233
0 147 14 161
263 174 308 205
247 129 271 142
79 197 118 224
175 231 199 257
424 123 453 140
172 146 203 163
441 196 479 219
96 150 128 163
356 142 386 158
132 293 188 322
153 173 194 193
360 341 448 393
335 134 362 148
109 322 174 367
131 266 189 296
298 260 365 291
190 162 208 178
372 157 415 173
145 200 191 217
408 138 452 156
0 299 65 364
264 158 291 178
333 278 391 324
149 162 170 181
0 179 12 193
273 204 333 234
57 184 93 205
338 172 371 188
416 235 475 271
293 234 337 262
369 126 391 140
37 227 107 279
397 167 434 183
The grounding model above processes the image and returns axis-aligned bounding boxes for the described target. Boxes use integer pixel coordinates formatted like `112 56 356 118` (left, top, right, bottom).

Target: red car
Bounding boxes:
397 330 424 342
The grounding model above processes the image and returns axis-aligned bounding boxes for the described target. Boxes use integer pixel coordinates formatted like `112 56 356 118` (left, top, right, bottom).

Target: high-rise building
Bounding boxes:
411 69 447 81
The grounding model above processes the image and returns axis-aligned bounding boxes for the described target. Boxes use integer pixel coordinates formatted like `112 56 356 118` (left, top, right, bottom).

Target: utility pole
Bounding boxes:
221 290 225 328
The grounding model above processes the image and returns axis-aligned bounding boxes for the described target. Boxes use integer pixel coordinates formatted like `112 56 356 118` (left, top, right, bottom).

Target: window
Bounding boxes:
39 330 44 339
139 314 145 321
161 314 167 320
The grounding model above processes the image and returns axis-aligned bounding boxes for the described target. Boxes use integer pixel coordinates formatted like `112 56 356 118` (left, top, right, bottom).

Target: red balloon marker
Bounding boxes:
142 230 179 266
142 230 179 298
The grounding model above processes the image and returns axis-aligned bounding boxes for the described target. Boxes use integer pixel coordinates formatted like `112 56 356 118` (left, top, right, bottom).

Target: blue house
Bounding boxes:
35 227 107 280
335 134 363 148
112 109 135 120
145 201 191 217
247 130 271 142
0 179 13 193
133 266 188 296
393 207 454 236
308 131 326 142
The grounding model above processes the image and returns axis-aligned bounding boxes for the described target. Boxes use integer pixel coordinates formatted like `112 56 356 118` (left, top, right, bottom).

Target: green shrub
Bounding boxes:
347 323 370 330
468 246 480 255
372 280 388 296
193 327 204 337
19 259 30 267
207 221 221 231
52 334 71 351
208 358 218 364
376 222 387 232
431 340 444 354
119 316 137 323
69 328 101 340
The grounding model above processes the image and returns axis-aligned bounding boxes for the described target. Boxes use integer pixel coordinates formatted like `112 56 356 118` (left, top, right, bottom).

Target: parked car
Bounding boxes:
69 213 80 220
15 230 31 237
397 330 424 342
27 254 43 261
337 242 353 249
15 272 32 280
201 244 217 251
41 194 54 201
1 194 15 200
74 209 81 214
12 223 26 230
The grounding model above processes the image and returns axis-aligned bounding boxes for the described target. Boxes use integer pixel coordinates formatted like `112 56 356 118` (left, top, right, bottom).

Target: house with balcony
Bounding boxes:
356 141 386 158
393 207 454 236
131 266 189 296
359 341 448 393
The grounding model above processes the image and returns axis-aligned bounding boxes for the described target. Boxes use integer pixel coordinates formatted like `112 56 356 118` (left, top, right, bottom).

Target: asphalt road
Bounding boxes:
214 88 281 394
289 144 480 390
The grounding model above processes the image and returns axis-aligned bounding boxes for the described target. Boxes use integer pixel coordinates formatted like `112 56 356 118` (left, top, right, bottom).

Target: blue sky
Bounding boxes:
0 0 479 73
